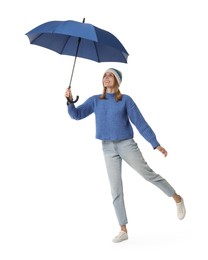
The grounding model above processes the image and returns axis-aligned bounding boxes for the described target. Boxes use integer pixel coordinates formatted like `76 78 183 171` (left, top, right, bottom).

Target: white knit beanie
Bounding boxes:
103 68 122 86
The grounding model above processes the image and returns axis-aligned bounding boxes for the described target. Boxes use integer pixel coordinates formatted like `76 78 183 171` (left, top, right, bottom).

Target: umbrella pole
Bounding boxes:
67 18 85 104
67 50 79 103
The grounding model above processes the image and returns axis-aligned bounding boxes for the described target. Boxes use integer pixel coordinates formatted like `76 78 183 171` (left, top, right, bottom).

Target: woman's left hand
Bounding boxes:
156 145 168 157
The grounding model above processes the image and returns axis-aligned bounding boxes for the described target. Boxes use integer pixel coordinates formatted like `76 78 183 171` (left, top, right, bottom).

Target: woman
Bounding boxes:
65 68 186 243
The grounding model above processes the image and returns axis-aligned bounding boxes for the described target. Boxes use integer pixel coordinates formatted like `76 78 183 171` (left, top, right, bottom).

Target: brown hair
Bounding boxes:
100 87 122 101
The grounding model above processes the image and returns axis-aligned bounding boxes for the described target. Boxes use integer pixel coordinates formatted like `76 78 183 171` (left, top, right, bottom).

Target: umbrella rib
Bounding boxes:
121 51 128 63
93 41 100 62
60 35 71 54
29 33 43 44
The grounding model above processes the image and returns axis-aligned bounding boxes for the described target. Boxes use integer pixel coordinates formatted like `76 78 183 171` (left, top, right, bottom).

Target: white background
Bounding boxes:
1 0 208 259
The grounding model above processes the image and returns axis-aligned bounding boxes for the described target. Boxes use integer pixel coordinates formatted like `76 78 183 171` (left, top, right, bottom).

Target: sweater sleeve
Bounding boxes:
126 96 160 149
67 96 94 120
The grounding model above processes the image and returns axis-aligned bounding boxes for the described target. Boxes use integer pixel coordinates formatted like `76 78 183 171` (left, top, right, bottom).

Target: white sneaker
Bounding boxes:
176 198 186 220
112 231 128 243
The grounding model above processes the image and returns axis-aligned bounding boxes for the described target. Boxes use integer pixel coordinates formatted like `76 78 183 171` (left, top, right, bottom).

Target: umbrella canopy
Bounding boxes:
25 19 129 63
25 18 129 103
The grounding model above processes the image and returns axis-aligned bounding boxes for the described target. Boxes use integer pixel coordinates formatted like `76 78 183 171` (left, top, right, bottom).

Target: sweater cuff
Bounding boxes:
152 141 160 149
67 99 73 106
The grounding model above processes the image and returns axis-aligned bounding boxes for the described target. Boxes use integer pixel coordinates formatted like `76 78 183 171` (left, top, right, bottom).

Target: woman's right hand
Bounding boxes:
65 88 73 100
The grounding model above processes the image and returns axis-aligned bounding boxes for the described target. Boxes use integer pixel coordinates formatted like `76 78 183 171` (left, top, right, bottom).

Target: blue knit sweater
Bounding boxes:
67 93 160 149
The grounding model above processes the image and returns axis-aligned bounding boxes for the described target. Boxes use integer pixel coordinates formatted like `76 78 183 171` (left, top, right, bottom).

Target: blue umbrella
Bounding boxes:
25 18 129 103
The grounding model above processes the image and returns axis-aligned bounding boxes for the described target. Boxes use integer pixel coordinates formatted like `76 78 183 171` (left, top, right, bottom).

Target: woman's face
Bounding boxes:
103 72 117 88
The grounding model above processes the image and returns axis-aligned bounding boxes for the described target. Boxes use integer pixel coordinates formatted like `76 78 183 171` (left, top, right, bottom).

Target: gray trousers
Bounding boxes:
102 138 176 225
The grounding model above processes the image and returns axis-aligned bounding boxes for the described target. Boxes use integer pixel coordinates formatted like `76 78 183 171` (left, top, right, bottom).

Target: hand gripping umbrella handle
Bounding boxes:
66 86 79 104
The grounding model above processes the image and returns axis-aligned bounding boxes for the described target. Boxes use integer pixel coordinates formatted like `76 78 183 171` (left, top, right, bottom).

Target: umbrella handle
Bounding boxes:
67 95 79 104
66 86 79 104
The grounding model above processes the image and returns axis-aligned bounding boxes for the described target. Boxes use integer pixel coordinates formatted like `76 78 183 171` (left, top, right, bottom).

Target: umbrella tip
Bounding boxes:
82 18 85 23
